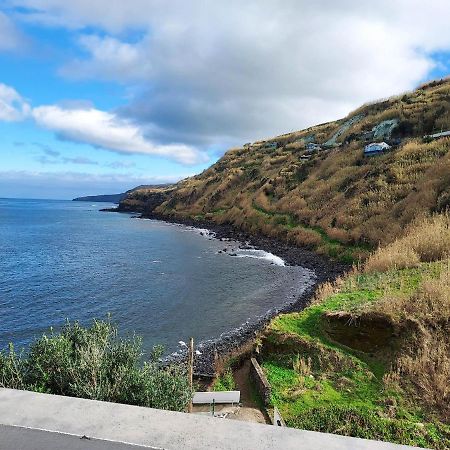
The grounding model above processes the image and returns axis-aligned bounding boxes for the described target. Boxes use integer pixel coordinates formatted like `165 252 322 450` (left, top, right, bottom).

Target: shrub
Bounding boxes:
0 320 192 412
373 264 450 322
408 214 450 262
213 367 236 391
0 345 26 390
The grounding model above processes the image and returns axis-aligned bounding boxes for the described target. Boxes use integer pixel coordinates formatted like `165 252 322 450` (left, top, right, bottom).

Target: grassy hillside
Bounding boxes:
120 79 450 446
122 78 450 262
259 214 449 448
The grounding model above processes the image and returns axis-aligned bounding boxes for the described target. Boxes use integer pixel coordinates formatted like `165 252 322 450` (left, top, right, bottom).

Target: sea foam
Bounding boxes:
234 249 285 266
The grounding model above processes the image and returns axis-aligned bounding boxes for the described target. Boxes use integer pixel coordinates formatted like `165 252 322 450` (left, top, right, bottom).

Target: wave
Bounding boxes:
233 249 285 266
131 216 283 265
190 227 216 238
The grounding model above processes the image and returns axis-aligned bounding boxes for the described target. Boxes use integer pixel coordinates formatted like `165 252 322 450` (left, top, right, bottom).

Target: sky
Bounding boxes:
0 1 449 199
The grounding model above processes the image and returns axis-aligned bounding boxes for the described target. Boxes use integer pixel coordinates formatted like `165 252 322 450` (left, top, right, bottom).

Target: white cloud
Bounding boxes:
0 83 30 121
0 11 24 51
0 81 208 165
14 0 448 145
32 104 208 165
5 1 450 147
59 35 153 81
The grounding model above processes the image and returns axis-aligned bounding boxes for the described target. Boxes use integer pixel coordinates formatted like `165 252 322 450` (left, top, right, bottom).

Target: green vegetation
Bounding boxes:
251 200 371 262
290 406 449 449
212 367 236 392
260 214 450 448
0 319 192 412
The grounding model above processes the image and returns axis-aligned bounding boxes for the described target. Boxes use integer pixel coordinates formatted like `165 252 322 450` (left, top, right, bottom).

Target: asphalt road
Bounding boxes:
0 425 154 450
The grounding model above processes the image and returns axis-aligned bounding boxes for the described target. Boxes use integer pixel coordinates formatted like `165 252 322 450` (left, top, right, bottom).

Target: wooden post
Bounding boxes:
188 337 194 413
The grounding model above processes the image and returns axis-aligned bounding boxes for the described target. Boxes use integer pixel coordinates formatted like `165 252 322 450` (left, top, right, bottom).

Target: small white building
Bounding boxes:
364 142 391 156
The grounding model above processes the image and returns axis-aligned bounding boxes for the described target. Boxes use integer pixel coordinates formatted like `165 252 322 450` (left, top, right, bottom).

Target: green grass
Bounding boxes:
251 200 370 263
263 360 380 414
262 337 450 448
212 367 236 392
272 263 445 338
289 406 450 449
260 262 450 448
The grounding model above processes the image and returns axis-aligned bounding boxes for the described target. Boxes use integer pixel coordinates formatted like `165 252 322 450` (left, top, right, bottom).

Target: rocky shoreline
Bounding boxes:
101 207 350 377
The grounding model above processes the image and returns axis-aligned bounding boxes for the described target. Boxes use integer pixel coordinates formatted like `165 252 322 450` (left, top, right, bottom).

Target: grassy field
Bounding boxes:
258 214 450 448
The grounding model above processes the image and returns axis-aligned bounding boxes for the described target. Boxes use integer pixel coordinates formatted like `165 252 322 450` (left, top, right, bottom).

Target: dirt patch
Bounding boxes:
321 311 399 353
320 311 429 363
232 360 270 424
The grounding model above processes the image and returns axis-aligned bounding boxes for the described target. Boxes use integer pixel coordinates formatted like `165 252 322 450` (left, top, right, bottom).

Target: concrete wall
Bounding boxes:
250 357 271 406
0 388 422 450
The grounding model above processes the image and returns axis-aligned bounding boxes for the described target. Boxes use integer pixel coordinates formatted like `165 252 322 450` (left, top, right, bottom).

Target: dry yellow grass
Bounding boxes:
365 214 450 272
359 219 450 419
372 261 450 322
396 329 450 419
293 355 312 377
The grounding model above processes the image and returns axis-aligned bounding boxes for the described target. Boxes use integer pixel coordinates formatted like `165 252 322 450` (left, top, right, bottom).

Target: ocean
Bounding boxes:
0 198 314 356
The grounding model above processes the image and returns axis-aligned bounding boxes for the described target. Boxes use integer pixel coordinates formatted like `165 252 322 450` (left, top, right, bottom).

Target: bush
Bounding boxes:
213 367 236 391
0 319 192 412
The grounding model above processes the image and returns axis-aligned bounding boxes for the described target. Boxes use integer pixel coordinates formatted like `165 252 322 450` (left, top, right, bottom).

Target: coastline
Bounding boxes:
101 207 350 376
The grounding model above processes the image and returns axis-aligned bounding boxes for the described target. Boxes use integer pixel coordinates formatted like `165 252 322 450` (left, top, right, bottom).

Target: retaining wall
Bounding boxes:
250 357 271 406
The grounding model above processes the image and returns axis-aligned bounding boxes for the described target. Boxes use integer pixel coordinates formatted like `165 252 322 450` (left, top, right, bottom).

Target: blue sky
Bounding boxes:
0 1 449 199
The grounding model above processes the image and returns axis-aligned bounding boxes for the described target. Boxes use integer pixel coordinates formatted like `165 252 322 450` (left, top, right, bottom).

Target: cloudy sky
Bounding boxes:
0 1 449 199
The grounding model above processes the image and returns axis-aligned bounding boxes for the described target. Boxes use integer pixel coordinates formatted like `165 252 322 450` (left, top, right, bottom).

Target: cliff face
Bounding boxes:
118 186 176 214
121 78 450 261
73 193 128 203
74 184 173 206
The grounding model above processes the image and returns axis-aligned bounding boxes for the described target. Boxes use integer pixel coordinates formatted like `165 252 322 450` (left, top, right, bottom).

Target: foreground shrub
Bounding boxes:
364 241 420 273
0 320 192 412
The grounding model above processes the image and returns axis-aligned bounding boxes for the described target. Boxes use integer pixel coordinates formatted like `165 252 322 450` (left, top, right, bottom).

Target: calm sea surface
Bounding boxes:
0 198 314 355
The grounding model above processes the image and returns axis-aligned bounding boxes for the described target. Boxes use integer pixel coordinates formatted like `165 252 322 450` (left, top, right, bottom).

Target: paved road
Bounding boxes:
0 425 153 450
